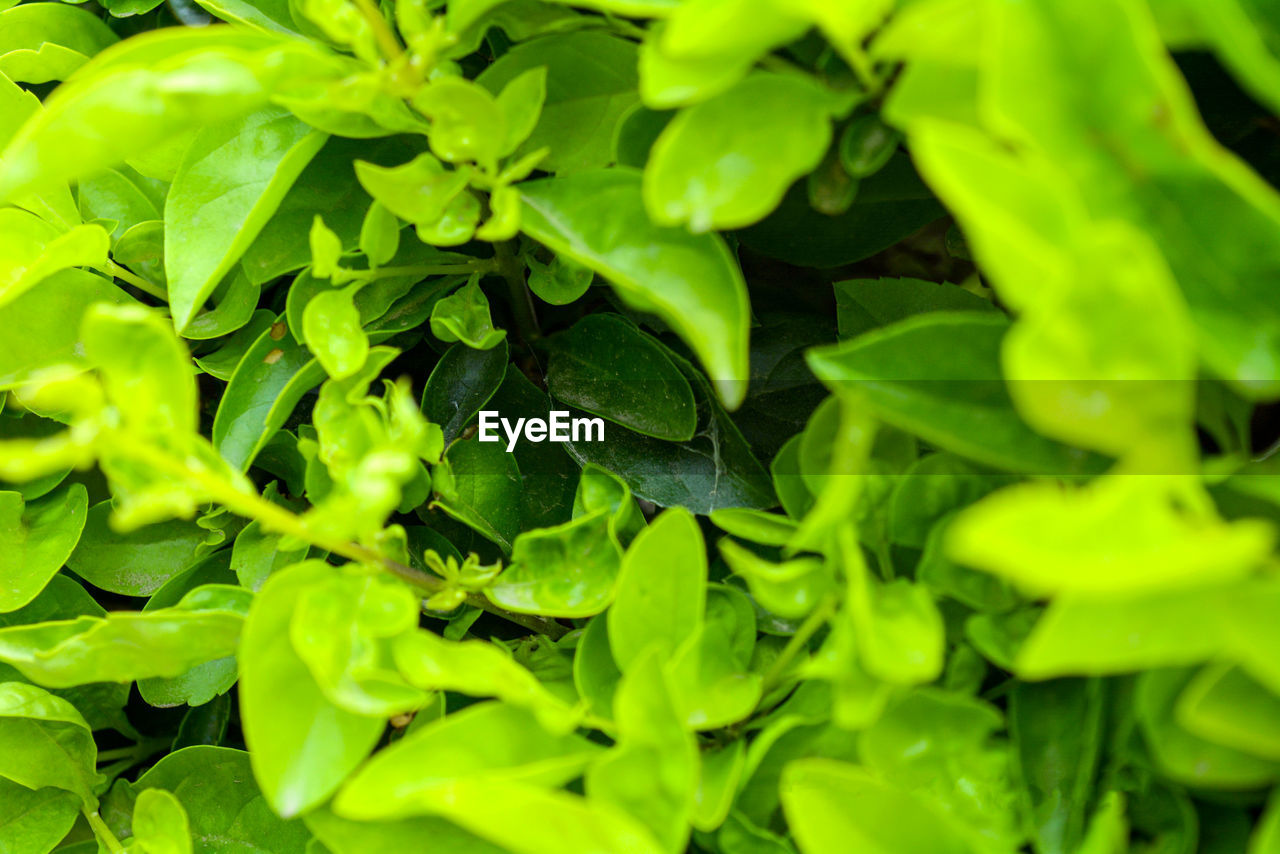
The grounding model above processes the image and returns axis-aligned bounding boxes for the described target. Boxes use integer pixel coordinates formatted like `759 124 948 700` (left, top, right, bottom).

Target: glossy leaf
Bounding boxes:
166 107 326 331
521 169 750 408
547 314 697 441
644 73 841 232
0 482 87 613
238 561 384 818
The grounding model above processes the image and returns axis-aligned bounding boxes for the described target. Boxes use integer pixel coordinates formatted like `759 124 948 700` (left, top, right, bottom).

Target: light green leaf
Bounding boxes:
0 585 248 688
476 32 639 174
948 477 1274 596
0 482 88 613
0 269 133 391
290 571 428 717
608 507 705 671
239 561 384 818
335 702 599 821
131 789 193 854
806 312 1104 474
391 630 574 729
780 759 972 854
0 777 80 854
429 277 506 350
413 76 506 168
0 682 100 807
486 511 623 618
588 648 697 853
0 29 289 204
303 286 369 379
644 74 841 232
166 107 327 331
495 67 548 157
354 153 471 228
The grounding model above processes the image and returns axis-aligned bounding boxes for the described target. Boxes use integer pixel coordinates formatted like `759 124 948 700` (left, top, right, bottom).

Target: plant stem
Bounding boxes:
359 261 498 280
105 261 166 302
128 442 568 639
493 240 539 342
83 808 126 854
757 598 836 702
352 0 405 62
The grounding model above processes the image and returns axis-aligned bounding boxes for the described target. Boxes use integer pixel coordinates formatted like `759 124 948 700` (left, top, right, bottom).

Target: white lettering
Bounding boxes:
502 417 525 452
478 411 500 442
476 411 604 450
549 410 570 442
573 416 605 442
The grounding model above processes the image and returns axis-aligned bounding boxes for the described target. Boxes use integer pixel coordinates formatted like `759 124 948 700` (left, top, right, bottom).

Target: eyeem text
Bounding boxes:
477 410 604 451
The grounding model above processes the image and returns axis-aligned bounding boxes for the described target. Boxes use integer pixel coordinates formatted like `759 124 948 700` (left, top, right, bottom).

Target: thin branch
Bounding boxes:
493 240 539 342
104 260 166 302
129 442 568 639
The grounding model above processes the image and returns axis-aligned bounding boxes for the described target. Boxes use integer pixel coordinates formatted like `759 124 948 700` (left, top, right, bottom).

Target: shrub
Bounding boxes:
2 0 1280 851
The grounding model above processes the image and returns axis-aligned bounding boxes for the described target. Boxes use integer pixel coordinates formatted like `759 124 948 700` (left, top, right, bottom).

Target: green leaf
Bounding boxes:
0 682 100 807
807 312 1104 475
429 277 506 350
0 777 80 854
421 340 509 444
1009 680 1105 854
0 585 247 688
303 286 369 379
66 499 213 597
485 511 623 618
587 648 697 853
608 507 705 671
213 315 326 471
644 73 841 232
521 169 750 408
526 252 593 305
0 29 291 200
1177 664 1280 761
495 67 548 157
0 208 109 305
547 314 697 441
334 702 599 820
290 570 428 717
412 76 506 169
0 482 87 613
947 477 1274 596
1136 668 1280 788
780 758 972 854
834 277 995 340
738 153 945 269
137 551 242 708
0 269 133 390
354 152 470 228
431 439 522 552
391 630 573 729
130 788 193 854
306 804 506 854
238 561 384 818
124 746 312 853
476 32 639 174
166 107 327 331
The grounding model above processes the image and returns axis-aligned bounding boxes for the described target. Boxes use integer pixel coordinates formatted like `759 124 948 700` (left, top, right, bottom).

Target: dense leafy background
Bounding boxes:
2 0 1280 851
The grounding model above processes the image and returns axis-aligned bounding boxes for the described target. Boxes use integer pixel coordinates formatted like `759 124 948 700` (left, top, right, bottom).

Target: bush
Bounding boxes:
2 0 1280 851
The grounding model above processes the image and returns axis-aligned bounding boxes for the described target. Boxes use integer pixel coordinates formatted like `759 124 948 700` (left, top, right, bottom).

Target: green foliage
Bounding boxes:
1 0 1280 852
